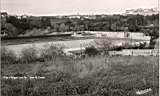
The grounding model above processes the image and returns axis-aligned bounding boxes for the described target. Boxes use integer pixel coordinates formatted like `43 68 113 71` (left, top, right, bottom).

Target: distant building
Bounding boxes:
124 8 159 16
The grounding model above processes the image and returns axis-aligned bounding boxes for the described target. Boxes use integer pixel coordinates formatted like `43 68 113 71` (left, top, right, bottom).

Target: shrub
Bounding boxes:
40 44 64 61
1 47 17 65
20 47 38 63
94 37 113 55
85 46 99 56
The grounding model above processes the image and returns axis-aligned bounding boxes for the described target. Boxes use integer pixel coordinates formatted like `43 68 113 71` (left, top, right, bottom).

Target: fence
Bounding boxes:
109 49 159 56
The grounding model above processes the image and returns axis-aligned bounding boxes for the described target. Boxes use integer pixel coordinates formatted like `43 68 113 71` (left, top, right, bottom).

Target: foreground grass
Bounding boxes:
1 55 159 96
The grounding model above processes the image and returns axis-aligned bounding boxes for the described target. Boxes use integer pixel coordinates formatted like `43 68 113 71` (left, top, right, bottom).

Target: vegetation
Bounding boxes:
39 44 65 61
1 47 17 65
94 38 113 55
1 44 64 66
1 36 159 96
20 47 39 64
84 46 99 56
2 54 159 96
1 13 159 39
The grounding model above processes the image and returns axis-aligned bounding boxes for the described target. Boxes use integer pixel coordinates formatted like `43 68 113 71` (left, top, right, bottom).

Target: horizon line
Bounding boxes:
1 7 158 16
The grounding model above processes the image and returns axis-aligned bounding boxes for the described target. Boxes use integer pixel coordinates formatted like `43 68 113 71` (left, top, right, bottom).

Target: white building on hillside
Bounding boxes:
124 8 159 16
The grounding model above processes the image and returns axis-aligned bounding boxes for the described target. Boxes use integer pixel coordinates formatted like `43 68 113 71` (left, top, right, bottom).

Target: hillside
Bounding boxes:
1 12 159 38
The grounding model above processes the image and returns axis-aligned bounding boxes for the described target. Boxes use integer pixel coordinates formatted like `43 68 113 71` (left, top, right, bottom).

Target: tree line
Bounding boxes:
1 13 159 38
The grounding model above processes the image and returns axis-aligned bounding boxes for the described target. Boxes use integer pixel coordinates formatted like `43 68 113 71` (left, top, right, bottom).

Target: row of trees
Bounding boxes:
1 13 159 38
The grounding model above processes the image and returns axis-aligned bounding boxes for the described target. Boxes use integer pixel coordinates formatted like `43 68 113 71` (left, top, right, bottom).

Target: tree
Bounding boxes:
94 37 113 55
5 23 18 37
41 17 51 28
59 23 67 32
85 46 99 56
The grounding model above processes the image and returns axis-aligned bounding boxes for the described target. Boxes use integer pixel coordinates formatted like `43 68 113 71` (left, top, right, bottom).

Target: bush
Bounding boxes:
1 44 65 65
94 37 113 55
1 47 17 65
40 44 64 61
85 46 99 56
20 47 38 63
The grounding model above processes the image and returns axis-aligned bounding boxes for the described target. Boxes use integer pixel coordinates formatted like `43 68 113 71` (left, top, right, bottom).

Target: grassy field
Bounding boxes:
1 54 159 96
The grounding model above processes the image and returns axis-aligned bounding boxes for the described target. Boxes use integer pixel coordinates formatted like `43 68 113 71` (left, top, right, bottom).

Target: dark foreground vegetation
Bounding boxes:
1 45 159 96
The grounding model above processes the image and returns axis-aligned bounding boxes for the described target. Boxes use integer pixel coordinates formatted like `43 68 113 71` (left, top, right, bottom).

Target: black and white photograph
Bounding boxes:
1 0 159 96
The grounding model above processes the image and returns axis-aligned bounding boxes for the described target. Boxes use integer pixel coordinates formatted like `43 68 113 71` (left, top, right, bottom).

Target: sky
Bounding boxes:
1 0 159 16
